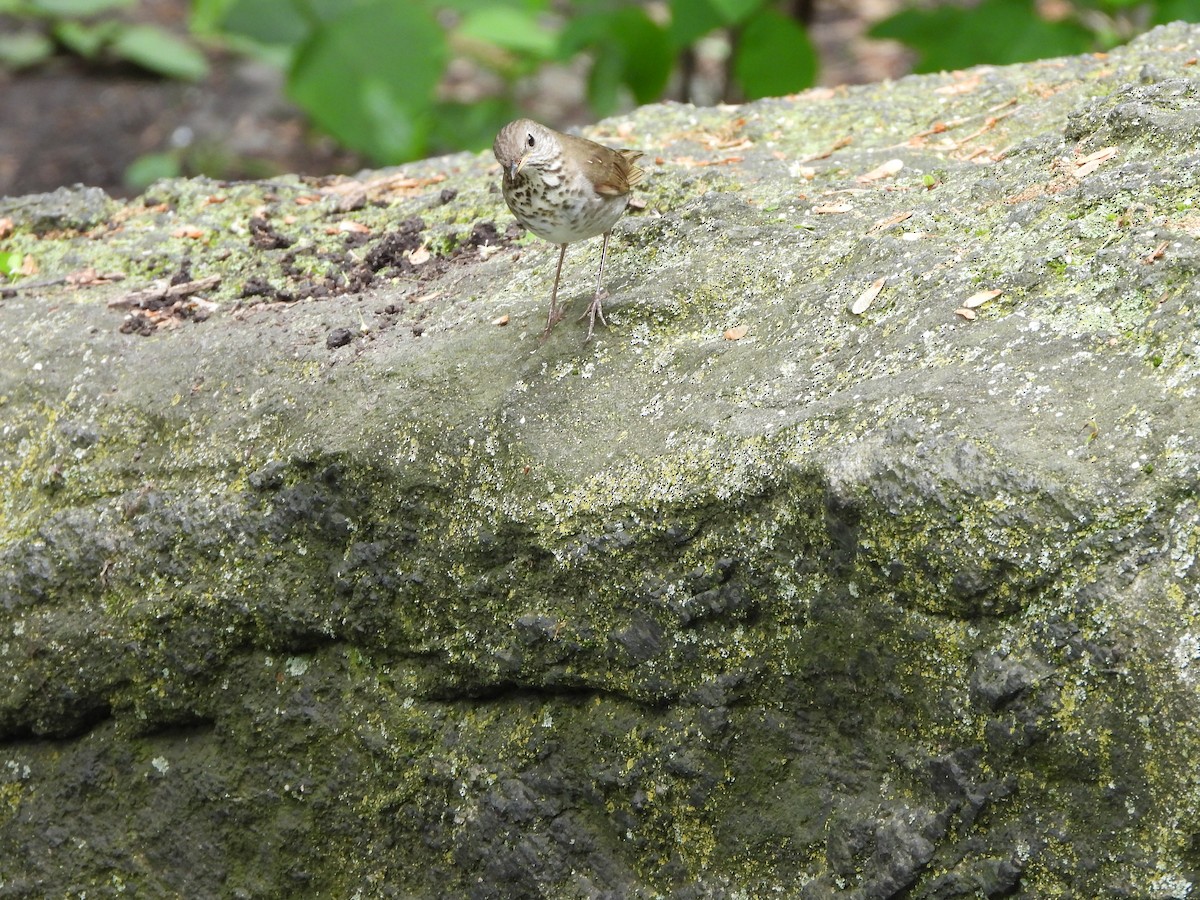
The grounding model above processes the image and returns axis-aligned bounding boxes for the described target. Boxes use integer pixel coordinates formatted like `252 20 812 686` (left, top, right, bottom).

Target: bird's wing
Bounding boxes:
558 131 645 196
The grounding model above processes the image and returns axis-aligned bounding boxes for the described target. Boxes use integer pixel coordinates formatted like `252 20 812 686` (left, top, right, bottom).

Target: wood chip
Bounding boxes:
870 210 913 233
963 289 1002 308
857 159 904 183
803 87 839 101
800 135 852 162
723 325 748 340
107 275 221 309
362 173 448 195
408 246 431 265
0 217 13 239
1142 240 1168 264
172 226 207 239
697 117 751 151
673 155 744 168
850 277 885 315
1070 146 1118 178
935 73 983 95
318 172 448 203
954 307 977 320
915 122 949 139
492 314 509 326
67 268 125 286
672 118 752 153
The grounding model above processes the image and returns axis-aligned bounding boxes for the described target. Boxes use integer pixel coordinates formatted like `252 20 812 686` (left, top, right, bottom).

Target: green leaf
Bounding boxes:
288 0 446 162
732 8 816 99
556 10 606 56
439 0 548 12
28 0 132 14
586 49 624 116
109 24 209 80
612 8 673 104
212 0 311 47
0 30 54 69
430 98 519 155
560 7 672 113
0 251 20 278
869 0 1093 72
53 20 116 58
188 0 239 35
1153 0 1200 23
124 152 181 192
709 0 764 25
667 0 724 48
457 7 556 58
305 0 361 24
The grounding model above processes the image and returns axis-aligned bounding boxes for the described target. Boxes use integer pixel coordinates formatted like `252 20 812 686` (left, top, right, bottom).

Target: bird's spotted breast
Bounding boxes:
503 171 628 244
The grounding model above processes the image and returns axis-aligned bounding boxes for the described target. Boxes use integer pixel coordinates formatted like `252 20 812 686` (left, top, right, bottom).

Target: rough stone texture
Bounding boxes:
2 22 1200 899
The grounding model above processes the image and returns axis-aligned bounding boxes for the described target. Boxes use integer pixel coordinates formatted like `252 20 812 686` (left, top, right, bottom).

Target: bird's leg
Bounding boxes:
582 230 612 341
542 243 569 338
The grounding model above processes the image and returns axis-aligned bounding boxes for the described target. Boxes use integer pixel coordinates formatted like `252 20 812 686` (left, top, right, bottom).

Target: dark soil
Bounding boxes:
0 53 361 199
0 0 362 199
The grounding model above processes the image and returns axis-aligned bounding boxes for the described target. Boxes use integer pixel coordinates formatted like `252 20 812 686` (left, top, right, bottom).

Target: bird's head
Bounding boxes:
493 119 558 181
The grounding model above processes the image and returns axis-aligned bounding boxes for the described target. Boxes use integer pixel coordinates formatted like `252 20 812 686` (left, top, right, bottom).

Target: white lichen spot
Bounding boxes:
150 756 169 775
285 657 309 677
640 394 665 419
1149 874 1192 899
1015 840 1031 863
1172 633 1200 684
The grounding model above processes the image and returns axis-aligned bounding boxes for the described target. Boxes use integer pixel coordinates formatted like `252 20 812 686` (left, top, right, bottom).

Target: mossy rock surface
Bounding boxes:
2 22 1200 899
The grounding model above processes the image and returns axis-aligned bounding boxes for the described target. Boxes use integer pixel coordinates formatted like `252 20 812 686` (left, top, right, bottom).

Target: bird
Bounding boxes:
492 118 644 340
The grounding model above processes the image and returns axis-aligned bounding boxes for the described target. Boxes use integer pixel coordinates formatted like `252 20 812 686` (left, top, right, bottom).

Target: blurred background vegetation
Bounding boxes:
1 0 1196 196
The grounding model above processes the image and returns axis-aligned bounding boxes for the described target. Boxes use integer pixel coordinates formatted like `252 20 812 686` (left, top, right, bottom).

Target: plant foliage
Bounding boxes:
5 0 1192 170
188 0 821 164
0 0 208 79
870 0 1200 72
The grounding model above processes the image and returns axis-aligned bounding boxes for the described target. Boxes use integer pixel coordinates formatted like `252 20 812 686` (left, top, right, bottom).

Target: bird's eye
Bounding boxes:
526 134 535 148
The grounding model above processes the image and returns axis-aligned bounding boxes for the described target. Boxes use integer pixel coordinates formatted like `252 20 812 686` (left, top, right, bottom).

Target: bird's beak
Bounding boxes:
511 154 528 180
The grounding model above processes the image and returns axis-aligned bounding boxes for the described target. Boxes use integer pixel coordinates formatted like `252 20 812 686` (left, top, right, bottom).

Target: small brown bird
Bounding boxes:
493 119 644 340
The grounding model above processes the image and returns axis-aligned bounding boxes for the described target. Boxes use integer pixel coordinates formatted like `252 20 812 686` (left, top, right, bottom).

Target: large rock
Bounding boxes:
2 21 1200 898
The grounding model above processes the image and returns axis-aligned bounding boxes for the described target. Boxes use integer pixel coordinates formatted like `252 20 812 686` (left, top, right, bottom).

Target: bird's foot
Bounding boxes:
580 292 607 341
540 302 565 342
